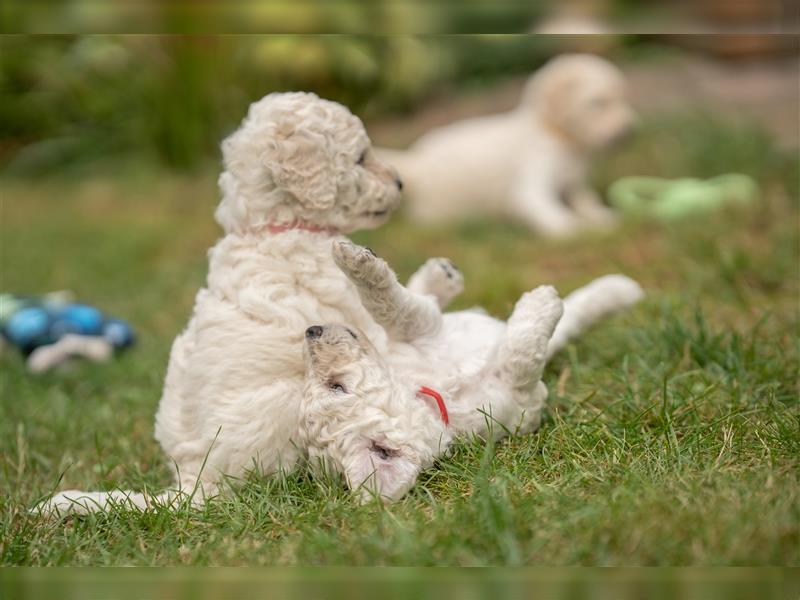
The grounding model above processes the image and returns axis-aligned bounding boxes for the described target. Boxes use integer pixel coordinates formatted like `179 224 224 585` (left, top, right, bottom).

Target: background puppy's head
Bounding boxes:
524 54 636 151
300 324 450 503
216 92 402 234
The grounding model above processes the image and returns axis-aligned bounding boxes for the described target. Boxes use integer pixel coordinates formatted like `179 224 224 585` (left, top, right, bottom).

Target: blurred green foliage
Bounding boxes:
0 34 562 174
2 1 548 35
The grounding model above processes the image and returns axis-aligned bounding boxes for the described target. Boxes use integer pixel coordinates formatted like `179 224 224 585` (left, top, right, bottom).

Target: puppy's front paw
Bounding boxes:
332 240 394 288
408 258 464 308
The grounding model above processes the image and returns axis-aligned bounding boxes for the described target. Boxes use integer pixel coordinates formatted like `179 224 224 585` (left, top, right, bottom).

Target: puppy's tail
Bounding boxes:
546 275 644 361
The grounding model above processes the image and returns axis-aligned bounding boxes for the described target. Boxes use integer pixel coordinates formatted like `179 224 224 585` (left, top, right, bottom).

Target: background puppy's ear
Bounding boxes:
263 125 337 211
522 57 583 128
539 72 581 132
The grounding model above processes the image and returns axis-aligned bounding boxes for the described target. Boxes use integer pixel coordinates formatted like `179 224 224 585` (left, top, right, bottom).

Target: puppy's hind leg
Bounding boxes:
332 240 442 342
407 258 464 309
33 489 173 518
546 274 643 360
464 286 562 436
32 476 218 518
492 285 563 390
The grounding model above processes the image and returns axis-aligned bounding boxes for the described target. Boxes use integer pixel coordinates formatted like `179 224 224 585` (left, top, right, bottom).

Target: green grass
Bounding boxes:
1 114 798 566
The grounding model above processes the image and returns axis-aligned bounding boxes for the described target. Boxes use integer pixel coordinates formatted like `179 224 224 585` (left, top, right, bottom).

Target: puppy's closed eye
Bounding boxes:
328 381 347 394
356 149 367 166
370 441 398 461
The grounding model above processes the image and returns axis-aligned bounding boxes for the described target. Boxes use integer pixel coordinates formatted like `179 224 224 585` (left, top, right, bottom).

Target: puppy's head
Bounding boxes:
300 324 450 503
216 92 402 234
523 54 636 151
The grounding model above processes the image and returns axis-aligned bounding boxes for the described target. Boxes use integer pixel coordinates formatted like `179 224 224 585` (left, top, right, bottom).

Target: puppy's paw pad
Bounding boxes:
331 240 392 286
333 240 374 266
519 284 559 307
434 259 464 297
424 258 463 285
434 258 462 281
511 286 563 331
331 239 358 261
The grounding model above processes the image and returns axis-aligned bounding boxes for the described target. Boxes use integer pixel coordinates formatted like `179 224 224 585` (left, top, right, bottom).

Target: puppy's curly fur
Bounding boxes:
36 92 642 514
380 54 637 237
216 92 401 234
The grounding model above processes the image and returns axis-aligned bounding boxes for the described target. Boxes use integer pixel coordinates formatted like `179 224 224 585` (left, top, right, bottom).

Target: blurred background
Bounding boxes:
2 1 798 175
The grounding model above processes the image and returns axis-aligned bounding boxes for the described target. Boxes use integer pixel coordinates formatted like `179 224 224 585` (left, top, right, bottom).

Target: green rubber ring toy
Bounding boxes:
608 174 759 221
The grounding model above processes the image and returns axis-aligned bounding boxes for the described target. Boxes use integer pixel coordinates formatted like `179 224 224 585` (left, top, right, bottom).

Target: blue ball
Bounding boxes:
57 304 104 336
102 318 135 348
4 307 52 348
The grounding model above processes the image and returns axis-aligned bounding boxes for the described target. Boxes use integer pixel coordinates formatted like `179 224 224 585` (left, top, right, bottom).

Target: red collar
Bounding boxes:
258 220 339 235
417 386 449 426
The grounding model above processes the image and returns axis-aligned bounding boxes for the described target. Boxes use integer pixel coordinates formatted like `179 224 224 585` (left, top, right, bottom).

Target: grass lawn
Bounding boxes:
1 112 798 566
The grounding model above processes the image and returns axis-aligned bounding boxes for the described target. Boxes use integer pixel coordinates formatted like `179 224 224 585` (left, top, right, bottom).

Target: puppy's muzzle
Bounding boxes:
305 325 324 340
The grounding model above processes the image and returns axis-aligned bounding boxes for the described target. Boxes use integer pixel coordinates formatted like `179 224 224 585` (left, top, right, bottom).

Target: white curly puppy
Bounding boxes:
36 92 642 514
379 54 637 237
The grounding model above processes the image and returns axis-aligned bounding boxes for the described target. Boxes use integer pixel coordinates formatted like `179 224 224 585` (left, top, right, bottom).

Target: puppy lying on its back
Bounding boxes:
379 54 636 237
299 260 644 502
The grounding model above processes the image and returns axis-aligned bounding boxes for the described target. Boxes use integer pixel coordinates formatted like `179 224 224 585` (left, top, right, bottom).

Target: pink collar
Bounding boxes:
258 220 339 235
417 386 449 426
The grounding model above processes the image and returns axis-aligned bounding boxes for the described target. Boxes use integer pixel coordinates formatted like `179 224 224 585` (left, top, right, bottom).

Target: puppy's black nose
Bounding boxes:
305 326 323 340
395 178 403 191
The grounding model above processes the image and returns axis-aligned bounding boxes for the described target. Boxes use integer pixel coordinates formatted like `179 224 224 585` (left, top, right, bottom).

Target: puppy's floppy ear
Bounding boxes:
539 72 581 130
262 123 337 210
523 58 582 126
344 444 420 503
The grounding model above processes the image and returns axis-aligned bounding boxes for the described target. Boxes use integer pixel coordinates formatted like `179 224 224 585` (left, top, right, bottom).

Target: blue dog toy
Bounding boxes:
1 292 135 372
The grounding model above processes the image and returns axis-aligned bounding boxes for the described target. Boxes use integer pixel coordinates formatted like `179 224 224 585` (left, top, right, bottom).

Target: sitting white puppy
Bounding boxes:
379 54 636 237
35 92 642 514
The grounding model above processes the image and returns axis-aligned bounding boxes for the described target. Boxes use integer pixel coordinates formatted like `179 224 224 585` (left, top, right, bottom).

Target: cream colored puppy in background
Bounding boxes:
379 54 636 237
